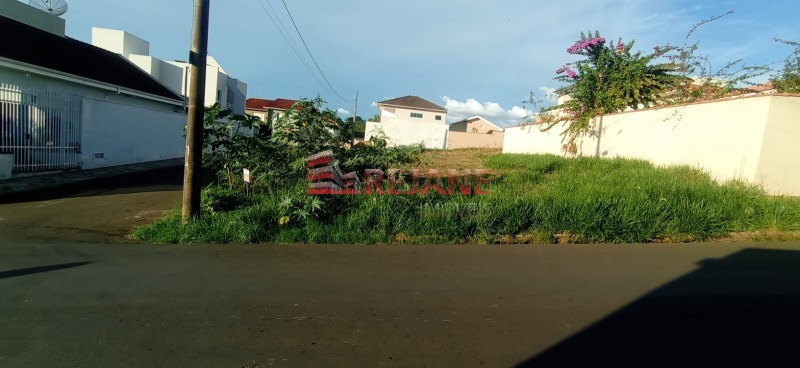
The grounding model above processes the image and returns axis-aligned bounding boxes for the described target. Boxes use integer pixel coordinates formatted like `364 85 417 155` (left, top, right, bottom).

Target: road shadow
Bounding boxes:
0 166 217 204
516 248 800 367
0 261 93 280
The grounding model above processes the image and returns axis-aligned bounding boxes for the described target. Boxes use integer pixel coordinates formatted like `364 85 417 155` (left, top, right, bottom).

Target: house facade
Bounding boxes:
446 116 505 149
365 96 449 149
0 1 186 179
376 96 447 125
245 98 297 125
91 28 248 115
448 116 504 134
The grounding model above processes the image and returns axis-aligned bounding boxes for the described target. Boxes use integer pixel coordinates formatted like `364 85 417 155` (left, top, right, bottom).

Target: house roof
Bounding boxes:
745 82 776 93
452 116 505 132
0 15 183 102
378 95 447 113
246 98 297 111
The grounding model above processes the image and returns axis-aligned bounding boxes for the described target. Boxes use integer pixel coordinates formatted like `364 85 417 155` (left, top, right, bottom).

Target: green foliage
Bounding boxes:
201 185 249 213
278 193 323 223
196 96 425 232
538 13 773 155
133 154 800 244
772 38 800 93
541 31 684 154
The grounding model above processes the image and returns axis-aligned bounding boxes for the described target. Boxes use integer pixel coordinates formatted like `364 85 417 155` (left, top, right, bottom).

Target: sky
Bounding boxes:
50 0 800 127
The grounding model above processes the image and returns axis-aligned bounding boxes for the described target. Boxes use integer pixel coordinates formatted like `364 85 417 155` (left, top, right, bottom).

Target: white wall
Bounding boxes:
365 120 448 149
90 28 247 114
127 55 184 96
80 99 186 169
380 106 446 125
503 124 566 155
167 60 246 113
502 95 800 195
755 96 800 195
0 154 12 180
91 28 150 59
1 67 186 174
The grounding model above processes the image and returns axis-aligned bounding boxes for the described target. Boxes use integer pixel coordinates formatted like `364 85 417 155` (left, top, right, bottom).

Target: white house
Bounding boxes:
376 95 447 124
0 0 187 179
90 27 248 115
365 96 450 149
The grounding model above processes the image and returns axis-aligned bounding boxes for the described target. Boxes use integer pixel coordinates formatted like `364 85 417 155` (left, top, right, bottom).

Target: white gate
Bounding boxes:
0 84 82 173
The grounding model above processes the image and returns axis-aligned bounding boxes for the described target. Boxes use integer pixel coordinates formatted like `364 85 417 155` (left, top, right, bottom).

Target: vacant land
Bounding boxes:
132 150 800 244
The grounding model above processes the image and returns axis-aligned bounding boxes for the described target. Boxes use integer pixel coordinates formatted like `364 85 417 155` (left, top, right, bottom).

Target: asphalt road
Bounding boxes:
0 166 184 243
3 242 800 367
1 170 800 367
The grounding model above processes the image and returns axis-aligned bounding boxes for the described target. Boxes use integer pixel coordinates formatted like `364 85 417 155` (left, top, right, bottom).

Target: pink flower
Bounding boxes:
565 67 577 78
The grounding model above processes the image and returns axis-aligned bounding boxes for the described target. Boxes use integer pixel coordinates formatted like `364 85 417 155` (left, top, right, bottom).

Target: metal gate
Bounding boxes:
0 84 82 173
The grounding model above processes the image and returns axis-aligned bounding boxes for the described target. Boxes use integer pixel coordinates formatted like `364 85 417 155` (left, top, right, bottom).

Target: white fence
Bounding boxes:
0 84 82 173
502 95 800 196
365 120 449 149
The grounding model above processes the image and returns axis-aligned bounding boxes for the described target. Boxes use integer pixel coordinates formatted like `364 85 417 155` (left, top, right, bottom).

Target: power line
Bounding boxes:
254 0 336 98
280 0 353 103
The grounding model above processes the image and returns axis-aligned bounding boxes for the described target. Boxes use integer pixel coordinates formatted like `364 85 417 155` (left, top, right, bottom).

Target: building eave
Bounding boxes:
377 102 447 114
0 57 185 107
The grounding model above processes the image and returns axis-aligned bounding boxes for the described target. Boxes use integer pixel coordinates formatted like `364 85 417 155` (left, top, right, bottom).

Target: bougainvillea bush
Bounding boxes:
538 31 685 154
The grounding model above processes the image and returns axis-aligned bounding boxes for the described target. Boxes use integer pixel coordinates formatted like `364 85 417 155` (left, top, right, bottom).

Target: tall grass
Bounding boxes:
131 154 800 244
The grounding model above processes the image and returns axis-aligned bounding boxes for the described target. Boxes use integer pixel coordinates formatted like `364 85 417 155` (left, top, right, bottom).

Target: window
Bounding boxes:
435 115 442 121
410 112 423 119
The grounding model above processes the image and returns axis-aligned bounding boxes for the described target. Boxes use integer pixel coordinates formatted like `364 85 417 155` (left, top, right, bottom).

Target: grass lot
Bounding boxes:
132 150 800 244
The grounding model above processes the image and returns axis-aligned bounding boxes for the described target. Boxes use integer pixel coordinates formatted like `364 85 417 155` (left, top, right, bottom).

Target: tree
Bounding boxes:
772 38 800 93
344 116 367 139
539 31 684 154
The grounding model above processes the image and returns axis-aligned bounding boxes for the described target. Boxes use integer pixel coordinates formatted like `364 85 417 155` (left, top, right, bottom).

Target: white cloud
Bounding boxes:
336 108 350 116
370 101 378 107
441 96 535 128
538 86 558 103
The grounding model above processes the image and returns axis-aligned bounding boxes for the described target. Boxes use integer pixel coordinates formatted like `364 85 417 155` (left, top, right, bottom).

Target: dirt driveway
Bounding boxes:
0 166 184 243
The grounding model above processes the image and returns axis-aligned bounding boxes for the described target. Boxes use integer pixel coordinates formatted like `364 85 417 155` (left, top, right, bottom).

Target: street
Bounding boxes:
1 171 799 367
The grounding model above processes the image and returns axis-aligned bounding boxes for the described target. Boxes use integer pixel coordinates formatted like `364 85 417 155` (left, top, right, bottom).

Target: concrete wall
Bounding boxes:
0 154 12 180
502 95 800 195
1 67 186 175
380 106 446 125
0 66 178 113
449 117 503 134
91 28 150 59
365 120 448 149
167 60 246 113
127 55 184 96
80 99 186 170
0 0 65 36
755 96 800 195
90 28 246 114
447 131 505 149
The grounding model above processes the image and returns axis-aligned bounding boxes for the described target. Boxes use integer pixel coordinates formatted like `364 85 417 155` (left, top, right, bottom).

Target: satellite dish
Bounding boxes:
28 0 69 17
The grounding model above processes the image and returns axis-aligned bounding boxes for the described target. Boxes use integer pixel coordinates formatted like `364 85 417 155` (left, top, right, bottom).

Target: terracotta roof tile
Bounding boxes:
246 98 297 111
378 96 447 112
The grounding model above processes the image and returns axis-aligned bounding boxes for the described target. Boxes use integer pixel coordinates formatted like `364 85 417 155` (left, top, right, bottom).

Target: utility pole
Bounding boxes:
352 89 358 144
182 0 211 222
